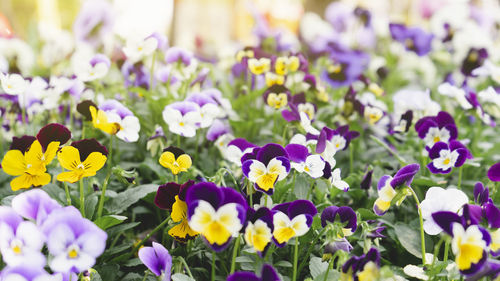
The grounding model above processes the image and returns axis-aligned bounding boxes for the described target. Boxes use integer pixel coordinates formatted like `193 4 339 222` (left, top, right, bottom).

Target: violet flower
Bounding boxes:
315 125 359 166
227 264 280 281
415 111 458 148
138 242 172 280
11 188 62 225
488 162 500 182
321 45 369 88
341 248 381 280
389 23 433 56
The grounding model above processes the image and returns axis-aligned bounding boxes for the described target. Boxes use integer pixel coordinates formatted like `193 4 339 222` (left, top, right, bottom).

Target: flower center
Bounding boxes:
179 122 185 127
77 163 85 170
67 245 80 259
10 239 23 255
443 158 451 165
434 136 440 143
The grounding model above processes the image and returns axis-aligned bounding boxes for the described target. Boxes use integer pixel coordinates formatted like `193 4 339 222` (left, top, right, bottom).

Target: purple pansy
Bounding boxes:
206 119 231 142
389 23 433 56
321 45 369 88
342 248 380 279
242 143 291 195
315 125 359 166
0 265 59 281
427 140 471 174
285 144 329 179
11 189 62 225
138 242 172 280
227 264 280 281
488 162 500 182
321 206 357 235
415 111 458 148
41 206 107 275
185 182 248 252
271 200 317 247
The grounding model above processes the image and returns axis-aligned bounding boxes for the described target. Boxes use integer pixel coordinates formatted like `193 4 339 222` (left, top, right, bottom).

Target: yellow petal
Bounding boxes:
1 150 26 176
25 140 46 175
58 146 81 171
11 174 33 191
32 173 51 187
168 219 198 242
159 151 175 169
171 196 187 222
57 171 82 183
90 106 121 135
43 141 60 165
204 221 232 245
256 173 278 192
273 227 295 244
176 154 192 171
82 152 107 176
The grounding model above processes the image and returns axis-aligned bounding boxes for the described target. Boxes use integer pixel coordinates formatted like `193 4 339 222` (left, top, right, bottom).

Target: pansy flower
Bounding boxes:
461 48 488 77
186 182 248 251
244 207 274 255
162 101 201 138
373 164 420 216
225 138 258 165
432 211 491 275
154 181 198 242
0 265 59 281
391 110 413 134
41 206 107 275
122 33 160 64
138 242 172 281
427 140 471 174
285 144 328 179
315 125 359 166
389 23 433 56
11 189 62 225
242 143 291 195
281 93 316 123
99 100 140 142
227 264 280 281
1 124 71 190
248 58 271 76
321 206 357 238
321 45 369 88
56 138 108 183
341 248 380 281
263 85 290 110
271 200 317 246
73 54 110 82
77 100 121 135
165 46 193 66
0 73 28 96
265 72 285 87
274 55 300 75
185 92 221 128
415 111 458 148
159 146 192 176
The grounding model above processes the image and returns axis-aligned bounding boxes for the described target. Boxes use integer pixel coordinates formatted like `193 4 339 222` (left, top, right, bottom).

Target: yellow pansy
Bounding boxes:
89 105 121 135
159 148 192 175
168 195 199 242
57 141 107 183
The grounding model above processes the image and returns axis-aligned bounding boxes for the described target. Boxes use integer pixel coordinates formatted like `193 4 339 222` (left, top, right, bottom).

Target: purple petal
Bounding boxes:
436 111 455 127
227 272 259 281
427 162 450 174
431 211 461 235
0 206 23 230
285 144 308 163
488 162 500 182
288 200 317 219
377 175 392 190
11 189 62 224
261 264 280 281
485 203 500 228
428 142 449 159
390 163 420 188
256 143 288 165
206 119 231 142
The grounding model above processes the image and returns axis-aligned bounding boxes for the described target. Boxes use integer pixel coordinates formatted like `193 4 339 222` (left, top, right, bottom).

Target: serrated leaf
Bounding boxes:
105 184 158 214
94 215 127 230
357 208 379 220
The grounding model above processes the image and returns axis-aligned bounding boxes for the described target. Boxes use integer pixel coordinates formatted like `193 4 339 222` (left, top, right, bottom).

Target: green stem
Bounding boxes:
178 256 194 279
177 134 181 147
141 271 149 281
349 144 354 173
108 135 114 168
211 250 216 281
247 180 253 207
369 135 407 165
443 236 450 263
174 174 178 184
230 235 241 274
131 217 170 255
97 171 112 218
79 179 85 217
297 228 327 275
323 256 335 281
408 186 426 265
292 237 299 281
457 165 463 189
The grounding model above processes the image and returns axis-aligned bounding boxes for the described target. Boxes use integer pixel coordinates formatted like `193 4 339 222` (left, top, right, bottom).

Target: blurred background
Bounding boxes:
0 0 499 56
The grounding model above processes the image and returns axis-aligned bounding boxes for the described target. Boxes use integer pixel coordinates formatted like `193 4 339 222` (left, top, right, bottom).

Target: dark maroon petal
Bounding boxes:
76 100 98 121
10 135 36 152
431 211 462 235
428 142 448 159
291 92 306 104
488 162 500 182
154 182 181 210
485 203 500 228
256 143 288 165
178 180 195 201
288 199 317 219
37 123 71 151
162 146 186 158
71 138 108 160
390 163 420 188
436 111 455 127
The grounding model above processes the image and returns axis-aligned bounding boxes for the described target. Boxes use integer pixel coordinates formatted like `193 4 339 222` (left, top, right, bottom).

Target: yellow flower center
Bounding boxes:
11 240 22 255
434 136 440 143
67 245 79 259
443 158 451 165
179 122 185 127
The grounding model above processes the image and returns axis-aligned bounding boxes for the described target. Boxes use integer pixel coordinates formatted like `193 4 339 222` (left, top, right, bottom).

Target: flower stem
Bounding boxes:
369 135 407 165
211 250 216 281
297 228 327 275
79 179 85 217
349 144 354 173
292 237 299 281
131 217 170 255
141 271 149 281
230 235 241 274
97 171 112 219
443 236 450 263
178 256 194 279
457 165 463 189
408 186 426 265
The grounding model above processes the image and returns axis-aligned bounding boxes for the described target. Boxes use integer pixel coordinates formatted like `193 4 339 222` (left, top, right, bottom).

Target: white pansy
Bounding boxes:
432 149 460 171
423 127 451 148
122 36 158 64
0 73 28 96
330 168 349 191
437 83 473 110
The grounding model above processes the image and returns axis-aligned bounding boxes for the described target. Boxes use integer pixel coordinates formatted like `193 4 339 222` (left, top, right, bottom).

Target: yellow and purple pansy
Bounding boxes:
373 163 420 216
427 140 471 174
415 111 458 148
341 248 381 281
154 180 198 243
244 207 274 256
1 123 71 191
56 138 108 183
186 182 248 252
242 143 291 195
159 146 192 176
271 199 317 247
248 57 271 76
263 85 291 110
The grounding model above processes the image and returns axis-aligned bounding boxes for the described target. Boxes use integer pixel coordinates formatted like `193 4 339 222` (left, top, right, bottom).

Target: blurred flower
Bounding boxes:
330 168 349 192
138 242 172 281
227 264 280 281
11 189 62 225
341 248 380 281
321 206 357 237
248 58 271 75
185 92 221 128
99 100 140 142
162 101 201 137
390 23 434 56
186 182 248 251
158 146 192 176
272 200 317 246
73 0 114 46
321 45 369 88
0 73 28 96
263 85 290 110
123 34 159 64
56 139 108 183
73 54 110 82
461 48 488 77
487 162 500 182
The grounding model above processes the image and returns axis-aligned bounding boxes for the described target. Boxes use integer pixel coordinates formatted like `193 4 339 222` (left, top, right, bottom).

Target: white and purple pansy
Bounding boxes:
341 248 380 280
244 207 274 256
427 140 471 174
186 182 248 252
0 265 62 281
227 264 280 281
0 207 45 267
74 54 110 82
415 111 458 148
281 92 316 122
185 92 221 128
271 199 317 247
432 209 492 275
40 206 107 275
285 144 328 179
373 163 420 216
242 143 291 195
315 125 359 166
321 206 357 237
389 23 434 56
224 138 258 166
99 100 141 142
162 101 202 138
11 188 62 225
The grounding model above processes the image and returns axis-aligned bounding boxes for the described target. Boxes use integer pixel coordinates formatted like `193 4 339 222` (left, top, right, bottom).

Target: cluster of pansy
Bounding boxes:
0 189 107 280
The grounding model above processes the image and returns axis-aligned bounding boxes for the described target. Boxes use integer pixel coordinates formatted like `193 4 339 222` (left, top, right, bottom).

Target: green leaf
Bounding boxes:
107 222 141 237
275 260 293 267
294 174 311 199
309 256 328 279
85 194 99 219
42 183 67 205
105 184 158 214
94 215 127 230
171 274 196 281
394 223 422 258
357 208 379 220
